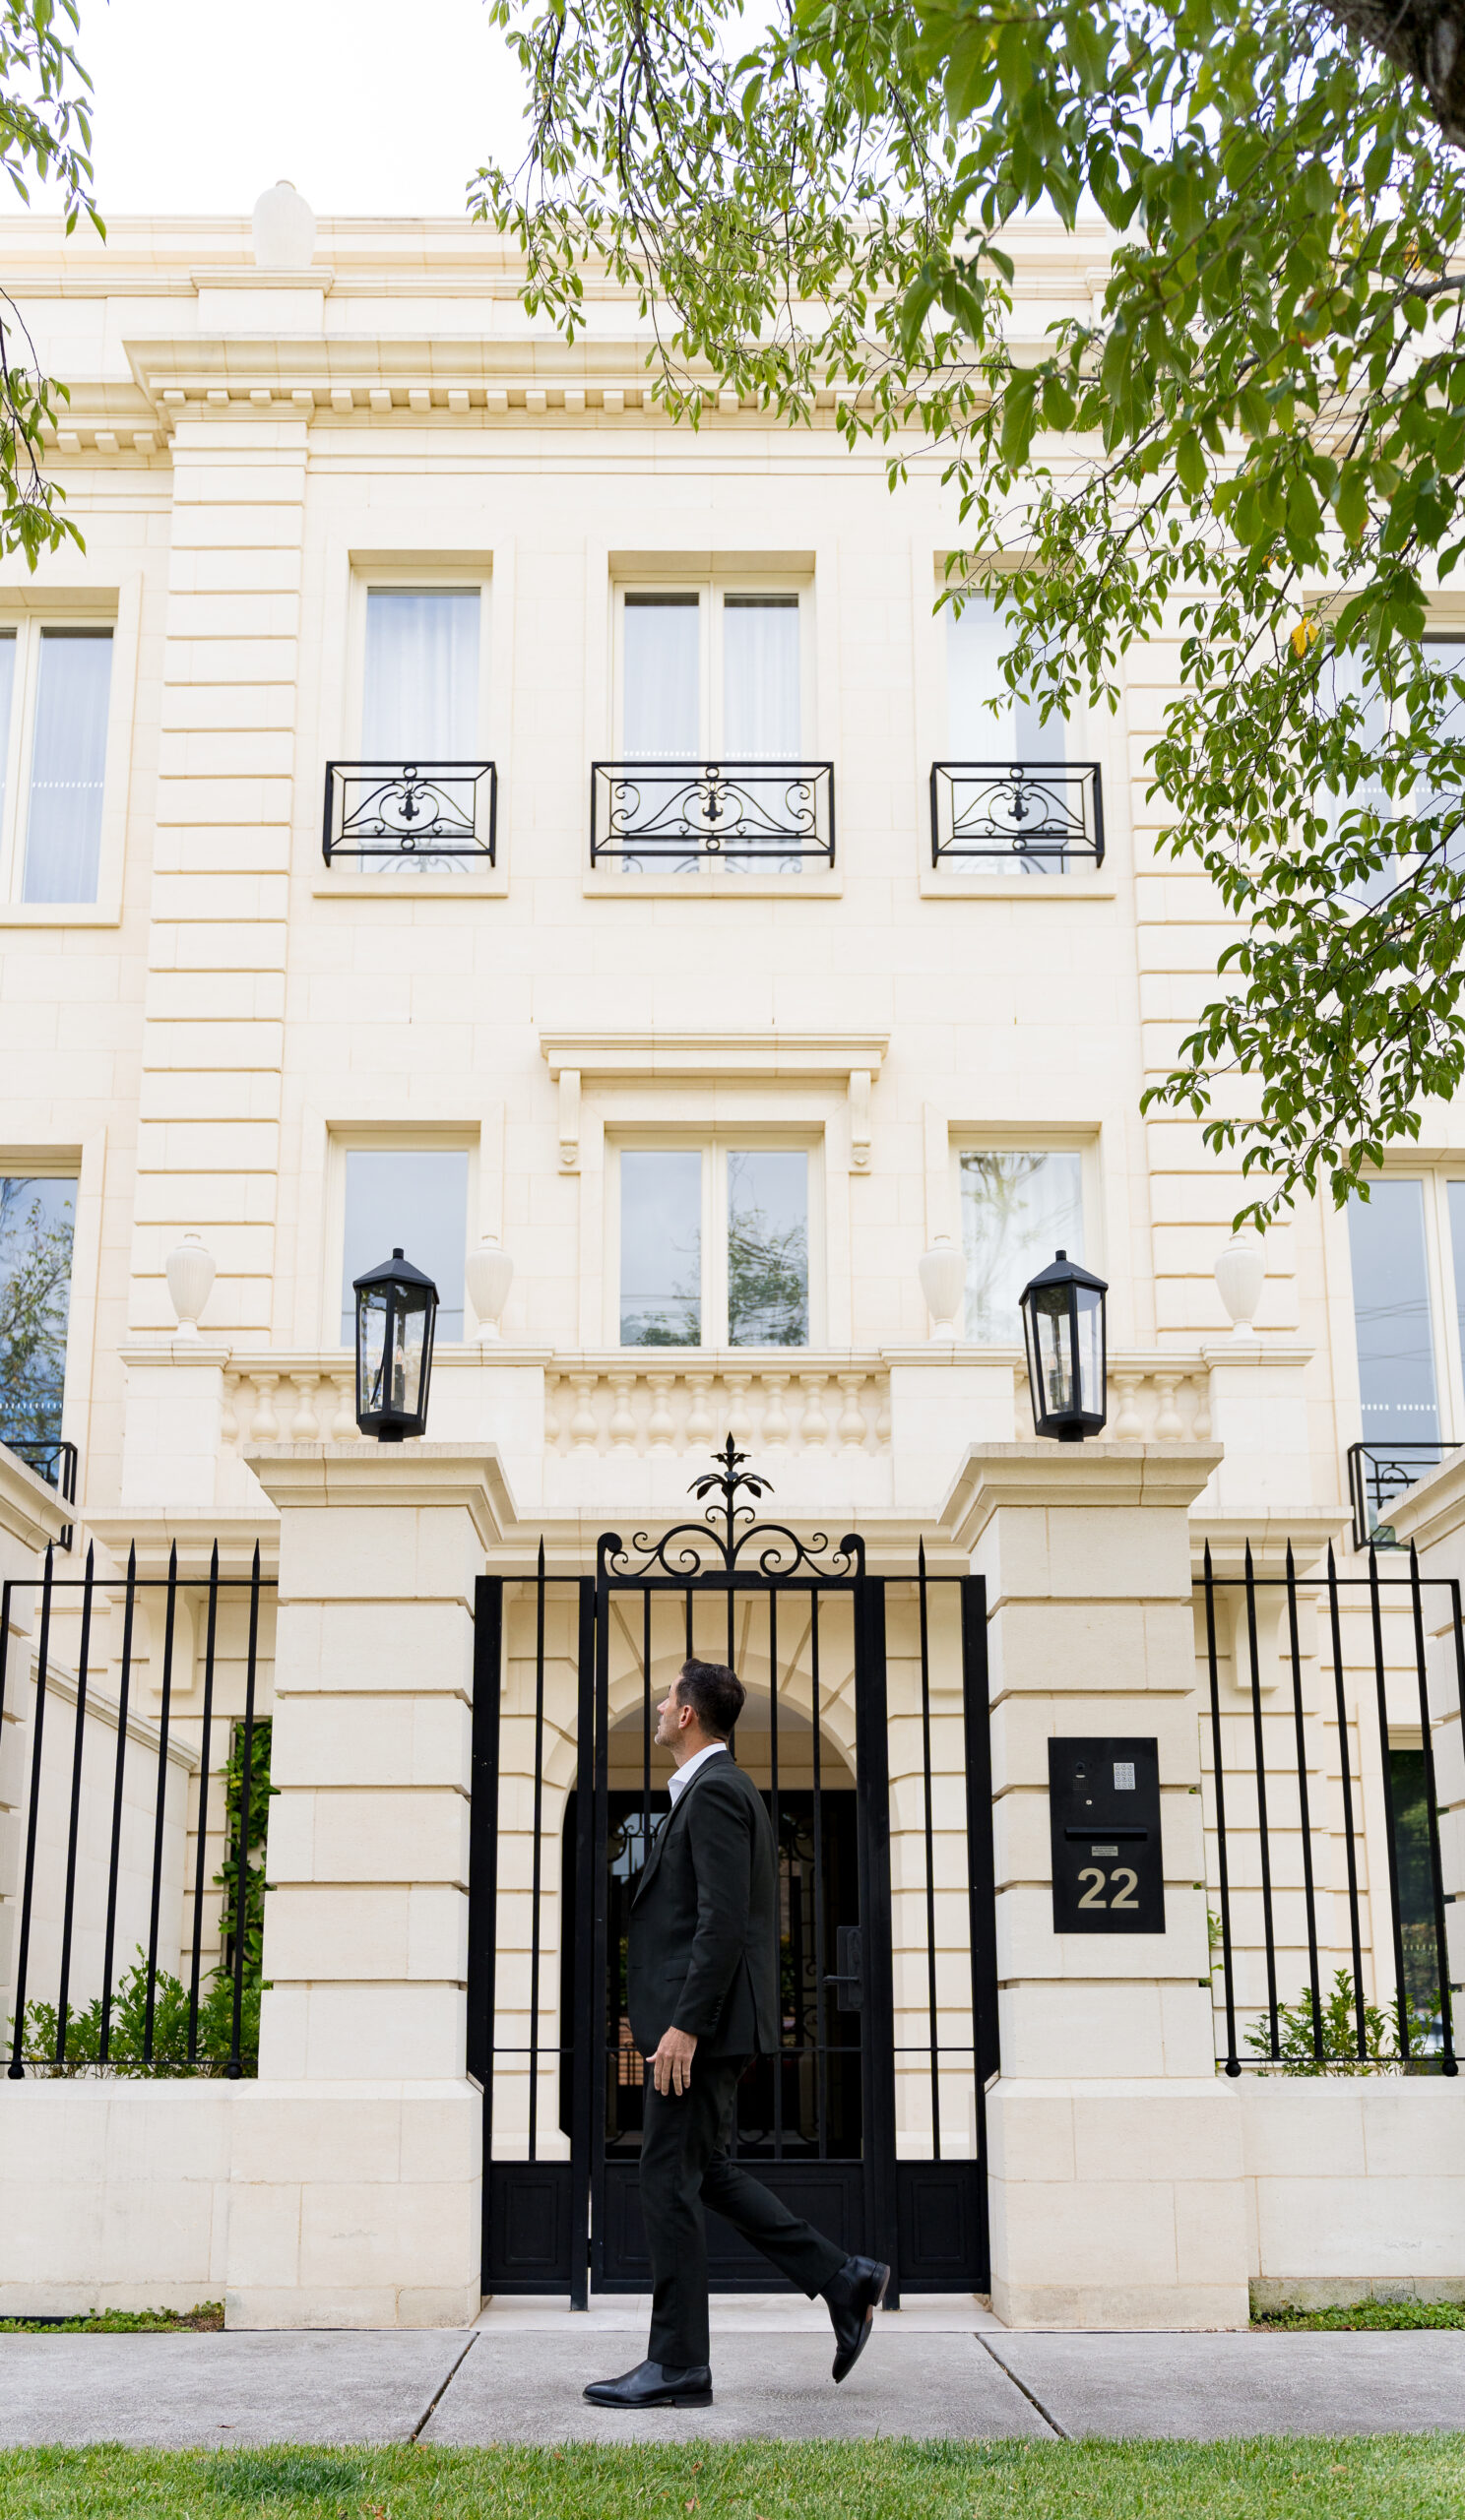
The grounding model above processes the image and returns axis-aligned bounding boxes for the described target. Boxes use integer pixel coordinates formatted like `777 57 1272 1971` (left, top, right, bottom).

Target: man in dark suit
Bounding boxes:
585 1657 889 2411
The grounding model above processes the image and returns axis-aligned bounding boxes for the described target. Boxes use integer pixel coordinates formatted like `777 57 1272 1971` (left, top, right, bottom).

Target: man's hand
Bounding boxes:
650 2025 698 2098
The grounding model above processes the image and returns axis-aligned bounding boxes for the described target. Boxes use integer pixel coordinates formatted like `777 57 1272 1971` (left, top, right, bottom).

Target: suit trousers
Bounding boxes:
641 2049 847 2368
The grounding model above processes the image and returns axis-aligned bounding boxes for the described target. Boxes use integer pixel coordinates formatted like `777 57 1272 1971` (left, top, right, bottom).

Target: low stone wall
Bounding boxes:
1242 2074 1465 2310
0 2078 480 2329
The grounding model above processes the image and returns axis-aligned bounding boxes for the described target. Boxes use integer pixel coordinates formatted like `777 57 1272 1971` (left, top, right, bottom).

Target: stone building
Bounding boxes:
0 189 1460 2332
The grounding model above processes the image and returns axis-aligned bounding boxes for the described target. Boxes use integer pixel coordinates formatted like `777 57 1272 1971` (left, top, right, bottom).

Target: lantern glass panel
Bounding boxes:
1074 1281 1104 1416
1031 1285 1074 1419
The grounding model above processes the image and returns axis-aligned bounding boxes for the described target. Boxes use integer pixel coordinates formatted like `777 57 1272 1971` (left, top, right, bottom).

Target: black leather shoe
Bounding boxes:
823 2254 890 2382
583 2359 714 2409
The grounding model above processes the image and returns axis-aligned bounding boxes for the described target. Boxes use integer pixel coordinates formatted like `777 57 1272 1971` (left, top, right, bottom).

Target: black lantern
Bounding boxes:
1019 1247 1109 1442
352 1246 438 1441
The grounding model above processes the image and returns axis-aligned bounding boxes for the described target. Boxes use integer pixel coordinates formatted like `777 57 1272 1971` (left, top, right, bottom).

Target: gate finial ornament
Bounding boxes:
688 1432 770 1561
597 1436 863 1582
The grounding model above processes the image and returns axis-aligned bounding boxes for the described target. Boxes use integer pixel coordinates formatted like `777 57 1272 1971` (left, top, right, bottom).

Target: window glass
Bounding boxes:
23 630 111 903
1347 1180 1439 1443
947 596 1063 763
620 1151 702 1345
723 596 800 754
728 1150 807 1347
0 1175 76 1454
961 1150 1084 1342
0 631 15 837
623 595 700 756
1448 1182 1465 1381
340 1149 468 1343
362 589 479 758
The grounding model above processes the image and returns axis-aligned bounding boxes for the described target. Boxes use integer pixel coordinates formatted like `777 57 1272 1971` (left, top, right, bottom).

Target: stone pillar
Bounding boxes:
119 1342 231 1512
228 1440 513 2328
944 1439 1248 2329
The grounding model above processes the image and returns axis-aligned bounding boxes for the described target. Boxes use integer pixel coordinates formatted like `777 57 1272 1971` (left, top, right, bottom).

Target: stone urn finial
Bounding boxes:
466 1233 514 1343
918 1234 966 1341
165 1230 216 1340
251 179 317 270
1214 1228 1265 1339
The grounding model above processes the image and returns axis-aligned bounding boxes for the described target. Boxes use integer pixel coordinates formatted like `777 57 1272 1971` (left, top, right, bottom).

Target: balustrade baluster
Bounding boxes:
1112 1371 1144 1440
248 1372 280 1442
726 1371 753 1448
646 1371 676 1451
797 1372 830 1448
837 1372 866 1449
1153 1371 1183 1440
685 1372 715 1444
608 1370 638 1451
761 1372 791 1448
289 1372 322 1441
329 1370 356 1441
569 1372 599 1449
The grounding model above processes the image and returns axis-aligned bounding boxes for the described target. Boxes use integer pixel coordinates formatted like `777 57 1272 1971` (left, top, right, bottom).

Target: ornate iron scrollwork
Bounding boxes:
599 1433 862 1582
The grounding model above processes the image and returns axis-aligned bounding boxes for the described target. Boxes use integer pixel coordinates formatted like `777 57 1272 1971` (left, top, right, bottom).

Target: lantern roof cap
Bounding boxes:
1019 1246 1110 1299
352 1245 440 1297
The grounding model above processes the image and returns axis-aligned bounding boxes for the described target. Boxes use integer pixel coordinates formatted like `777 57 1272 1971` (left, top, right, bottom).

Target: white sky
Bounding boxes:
31 0 529 220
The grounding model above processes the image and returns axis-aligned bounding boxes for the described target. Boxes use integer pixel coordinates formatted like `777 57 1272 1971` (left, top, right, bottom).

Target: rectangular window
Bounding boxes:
620 1150 702 1345
12 628 113 905
727 1149 808 1346
0 1174 76 1452
961 1150 1084 1343
339 1149 469 1344
361 588 479 758
623 595 701 757
723 596 800 754
947 597 1062 764
617 581 805 757
618 1142 812 1349
1347 1180 1440 1443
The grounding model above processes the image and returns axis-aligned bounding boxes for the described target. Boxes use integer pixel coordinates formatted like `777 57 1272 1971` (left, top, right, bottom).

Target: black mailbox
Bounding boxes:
1049 1736 1165 1933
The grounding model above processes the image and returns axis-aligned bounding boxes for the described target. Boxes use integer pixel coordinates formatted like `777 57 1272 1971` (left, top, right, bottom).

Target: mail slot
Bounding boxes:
1048 1736 1165 1933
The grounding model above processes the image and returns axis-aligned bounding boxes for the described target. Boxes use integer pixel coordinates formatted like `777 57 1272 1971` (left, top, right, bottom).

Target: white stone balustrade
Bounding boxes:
216 1347 1218 1463
542 1354 892 1457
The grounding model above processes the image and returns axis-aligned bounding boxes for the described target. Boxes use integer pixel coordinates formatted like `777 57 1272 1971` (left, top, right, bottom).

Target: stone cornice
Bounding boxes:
0 1443 69 1551
940 1440 1223 1550
1381 1444 1465 1553
245 1440 518 1549
540 1029 889 1080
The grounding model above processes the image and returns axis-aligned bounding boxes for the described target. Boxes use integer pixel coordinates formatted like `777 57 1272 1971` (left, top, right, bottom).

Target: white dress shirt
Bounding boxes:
666 1739 729 1806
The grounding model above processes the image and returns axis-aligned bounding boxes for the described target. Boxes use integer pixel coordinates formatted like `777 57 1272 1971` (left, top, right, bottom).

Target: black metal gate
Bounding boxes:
469 1442 997 2305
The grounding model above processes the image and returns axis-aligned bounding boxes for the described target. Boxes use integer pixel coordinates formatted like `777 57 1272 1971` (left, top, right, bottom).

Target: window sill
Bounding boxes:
0 899 123 927
584 868 843 902
311 867 509 901
919 867 1116 901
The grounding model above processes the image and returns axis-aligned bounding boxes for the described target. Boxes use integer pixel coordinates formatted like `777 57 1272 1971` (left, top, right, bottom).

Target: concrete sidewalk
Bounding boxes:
1 2300 1463 2446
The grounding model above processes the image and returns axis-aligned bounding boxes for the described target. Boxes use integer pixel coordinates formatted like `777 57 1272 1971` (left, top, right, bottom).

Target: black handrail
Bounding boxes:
591 759 835 868
929 760 1105 867
322 760 496 866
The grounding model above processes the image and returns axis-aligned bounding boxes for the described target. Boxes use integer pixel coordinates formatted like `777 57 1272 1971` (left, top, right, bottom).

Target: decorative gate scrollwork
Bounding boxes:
469 1441 998 2303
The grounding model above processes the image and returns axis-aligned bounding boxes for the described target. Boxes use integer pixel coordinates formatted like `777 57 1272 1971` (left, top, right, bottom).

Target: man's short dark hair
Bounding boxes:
676 1659 744 1739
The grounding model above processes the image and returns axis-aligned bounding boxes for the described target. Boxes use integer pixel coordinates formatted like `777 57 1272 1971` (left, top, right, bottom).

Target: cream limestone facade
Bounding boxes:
0 201 1461 2332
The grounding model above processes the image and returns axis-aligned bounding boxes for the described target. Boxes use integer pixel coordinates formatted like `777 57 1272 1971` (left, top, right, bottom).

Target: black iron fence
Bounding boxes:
1198 1541 1461 2077
929 761 1105 868
1347 1439 1452 1552
322 760 497 869
0 1541 274 2078
591 760 835 871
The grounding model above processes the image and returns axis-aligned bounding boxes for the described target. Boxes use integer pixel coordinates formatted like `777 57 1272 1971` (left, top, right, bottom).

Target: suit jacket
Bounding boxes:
627 1751 780 2057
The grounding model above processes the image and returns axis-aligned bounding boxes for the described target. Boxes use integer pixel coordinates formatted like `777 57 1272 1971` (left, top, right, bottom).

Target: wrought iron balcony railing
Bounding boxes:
322 761 496 870
1347 1438 1454 1551
0 1430 78 1548
591 759 835 871
930 761 1105 869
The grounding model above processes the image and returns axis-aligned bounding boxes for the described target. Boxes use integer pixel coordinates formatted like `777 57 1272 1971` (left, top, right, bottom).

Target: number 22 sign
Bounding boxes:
1048 1736 1165 1934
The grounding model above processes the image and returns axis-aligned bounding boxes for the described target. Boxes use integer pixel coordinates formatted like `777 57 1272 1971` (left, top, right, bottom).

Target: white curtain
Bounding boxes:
623 596 700 755
362 589 479 758
723 597 800 754
23 631 112 904
946 597 1063 763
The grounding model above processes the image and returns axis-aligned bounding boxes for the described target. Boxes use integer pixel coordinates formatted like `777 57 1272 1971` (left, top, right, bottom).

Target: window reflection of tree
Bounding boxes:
0 1177 74 1449
727 1153 807 1348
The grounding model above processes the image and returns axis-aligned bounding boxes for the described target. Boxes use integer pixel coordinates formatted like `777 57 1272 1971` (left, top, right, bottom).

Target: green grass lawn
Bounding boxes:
0 2439 1461 2520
